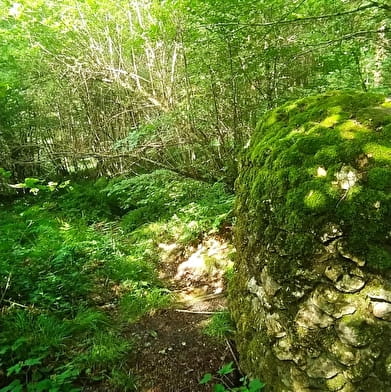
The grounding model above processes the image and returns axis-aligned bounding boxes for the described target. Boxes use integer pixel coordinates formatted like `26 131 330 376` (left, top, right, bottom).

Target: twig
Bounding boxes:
0 273 11 305
174 309 217 315
199 3 381 30
225 338 243 376
2 299 28 308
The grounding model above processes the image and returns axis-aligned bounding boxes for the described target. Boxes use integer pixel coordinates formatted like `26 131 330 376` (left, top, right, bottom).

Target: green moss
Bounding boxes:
367 167 391 190
238 91 391 271
230 91 391 390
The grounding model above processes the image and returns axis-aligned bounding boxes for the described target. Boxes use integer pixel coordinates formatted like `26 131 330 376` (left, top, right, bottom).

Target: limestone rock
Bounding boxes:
306 355 340 379
247 277 271 309
367 288 391 303
325 264 344 282
337 241 366 266
331 340 360 366
265 312 286 338
273 336 294 361
372 301 391 321
343 355 374 382
326 373 347 391
320 223 343 244
311 286 356 319
261 267 281 296
337 318 372 347
335 274 366 293
296 303 334 329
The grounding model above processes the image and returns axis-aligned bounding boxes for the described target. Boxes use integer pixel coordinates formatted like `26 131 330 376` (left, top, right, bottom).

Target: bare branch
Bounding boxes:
200 3 383 30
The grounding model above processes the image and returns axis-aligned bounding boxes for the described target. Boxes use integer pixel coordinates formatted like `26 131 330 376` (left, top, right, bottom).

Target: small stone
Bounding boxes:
311 285 356 319
325 264 344 282
273 337 294 361
367 288 391 303
265 313 286 338
320 223 343 243
296 303 334 329
306 355 340 379
261 267 281 296
337 318 372 347
331 340 359 366
335 274 365 293
372 301 391 321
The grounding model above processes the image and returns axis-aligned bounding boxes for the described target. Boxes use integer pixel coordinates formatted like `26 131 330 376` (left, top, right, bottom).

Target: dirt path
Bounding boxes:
127 235 236 391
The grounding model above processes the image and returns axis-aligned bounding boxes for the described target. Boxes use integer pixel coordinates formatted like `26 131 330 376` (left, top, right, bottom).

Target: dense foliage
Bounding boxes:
0 170 233 391
0 0 390 185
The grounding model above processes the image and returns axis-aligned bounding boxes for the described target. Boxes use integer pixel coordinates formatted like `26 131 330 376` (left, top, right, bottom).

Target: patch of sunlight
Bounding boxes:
364 143 391 163
328 106 343 114
9 2 22 18
304 190 326 209
286 103 298 112
317 167 327 177
158 242 178 252
340 130 356 140
174 236 232 296
333 167 358 190
265 112 277 127
319 114 340 128
288 126 305 137
381 99 391 109
338 120 368 140
58 220 71 231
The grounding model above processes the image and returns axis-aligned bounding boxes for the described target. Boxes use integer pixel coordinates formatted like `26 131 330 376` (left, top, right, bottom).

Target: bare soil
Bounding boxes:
127 234 236 391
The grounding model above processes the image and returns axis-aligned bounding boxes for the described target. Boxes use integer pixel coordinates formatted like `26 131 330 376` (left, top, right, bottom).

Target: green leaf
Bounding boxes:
0 380 23 392
35 379 52 392
11 337 27 351
218 361 235 375
24 357 42 366
0 346 9 355
213 384 226 392
7 362 23 376
249 379 266 391
199 373 213 384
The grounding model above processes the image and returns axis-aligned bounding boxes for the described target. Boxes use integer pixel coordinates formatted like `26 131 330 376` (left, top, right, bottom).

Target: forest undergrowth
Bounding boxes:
0 170 234 391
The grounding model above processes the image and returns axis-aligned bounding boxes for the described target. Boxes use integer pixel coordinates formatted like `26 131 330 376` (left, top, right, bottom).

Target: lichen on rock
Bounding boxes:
229 91 391 391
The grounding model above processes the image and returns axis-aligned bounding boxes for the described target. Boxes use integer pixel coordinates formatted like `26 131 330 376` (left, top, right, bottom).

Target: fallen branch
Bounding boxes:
225 338 243 375
175 309 217 315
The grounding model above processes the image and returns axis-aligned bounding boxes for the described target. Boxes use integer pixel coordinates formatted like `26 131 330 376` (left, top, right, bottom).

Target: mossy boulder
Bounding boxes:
229 91 391 391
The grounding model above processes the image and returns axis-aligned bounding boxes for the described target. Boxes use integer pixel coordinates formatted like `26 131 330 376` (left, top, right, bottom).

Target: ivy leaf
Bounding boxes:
218 362 235 375
249 379 266 391
199 373 213 384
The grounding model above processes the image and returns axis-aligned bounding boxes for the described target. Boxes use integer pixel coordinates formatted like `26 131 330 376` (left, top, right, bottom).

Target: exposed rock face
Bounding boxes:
229 92 391 391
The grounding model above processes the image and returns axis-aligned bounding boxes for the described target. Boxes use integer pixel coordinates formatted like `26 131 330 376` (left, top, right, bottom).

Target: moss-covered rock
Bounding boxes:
229 91 391 391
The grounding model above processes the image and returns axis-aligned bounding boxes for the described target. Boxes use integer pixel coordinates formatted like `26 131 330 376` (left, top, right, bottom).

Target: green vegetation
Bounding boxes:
0 170 233 391
1 0 390 186
200 362 265 392
243 91 391 271
203 311 235 342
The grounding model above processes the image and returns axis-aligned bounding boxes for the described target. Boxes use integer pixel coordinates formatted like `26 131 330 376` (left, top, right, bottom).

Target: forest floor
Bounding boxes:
124 234 237 392
0 172 237 392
